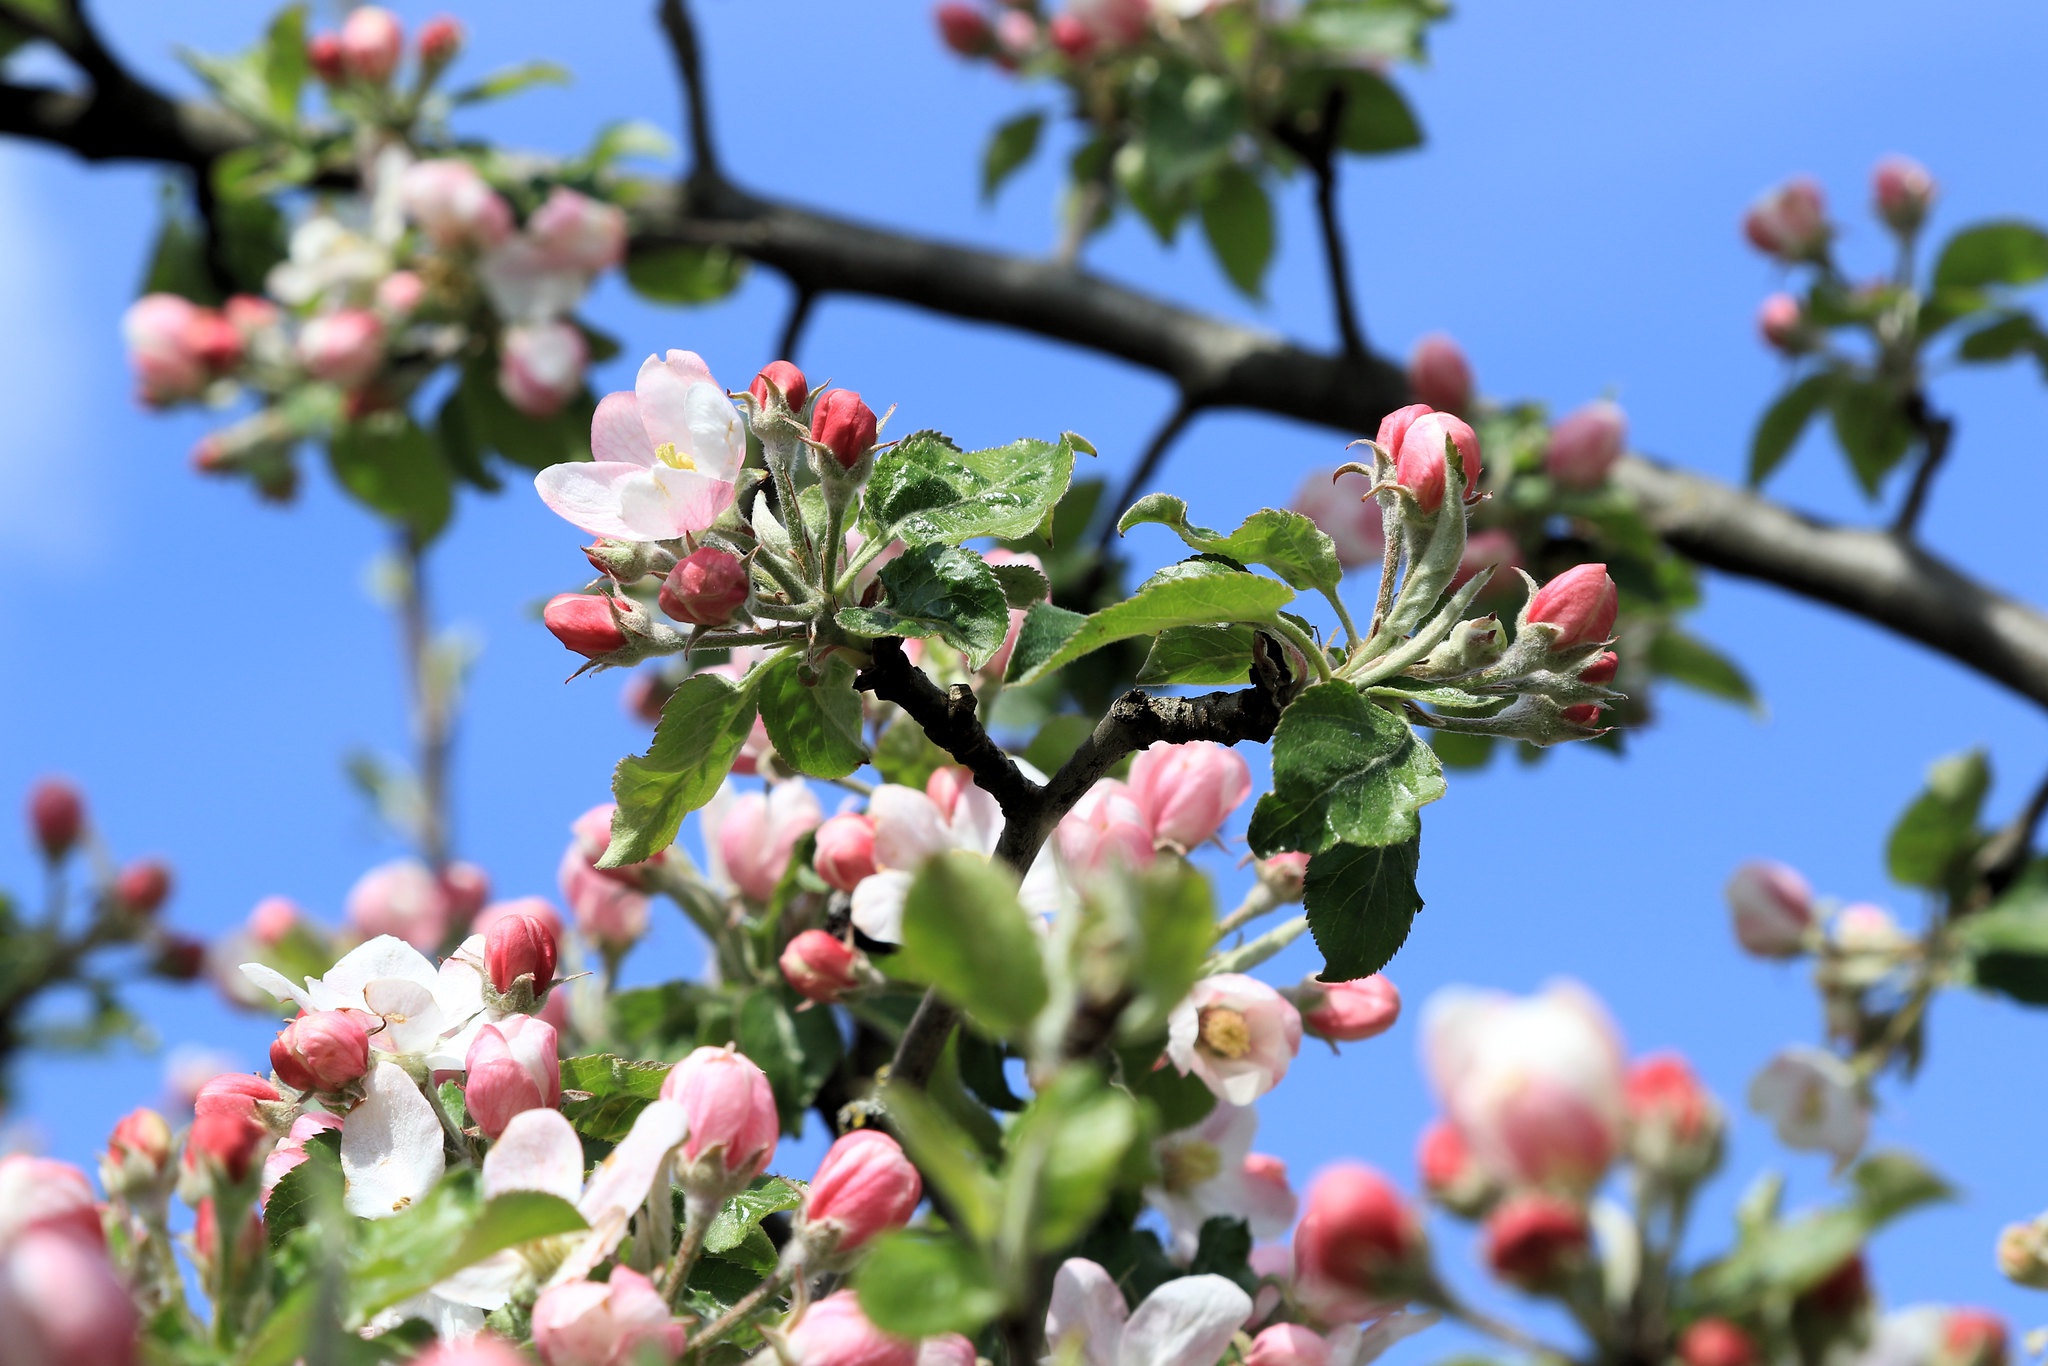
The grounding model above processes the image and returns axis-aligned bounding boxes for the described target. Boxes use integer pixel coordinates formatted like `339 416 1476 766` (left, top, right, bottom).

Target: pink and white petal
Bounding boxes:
343 1061 447 1219
849 869 914 945
950 786 1005 858
870 786 952 870
535 461 669 541
435 943 489 1027
1118 1275 1253 1366
434 1252 527 1312
635 351 718 451
681 380 745 480
483 1108 586 1204
1046 1258 1128 1366
613 465 736 539
556 1098 689 1283
1329 1311 1441 1366
591 391 658 468
239 962 314 1013
362 978 447 1056
321 935 443 1008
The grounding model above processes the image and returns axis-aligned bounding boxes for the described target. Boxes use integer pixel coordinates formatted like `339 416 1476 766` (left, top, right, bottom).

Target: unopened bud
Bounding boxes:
1414 615 1506 677
797 1130 923 1261
1050 14 1097 59
417 15 463 70
1256 852 1310 903
1759 293 1808 353
1997 1218 2048 1289
545 593 632 658
1293 1163 1427 1312
749 360 809 415
1408 334 1473 413
1580 650 1619 685
1298 974 1401 1044
1744 178 1829 262
658 547 750 628
1726 859 1813 958
298 309 385 388
465 1017 562 1141
779 929 861 1006
27 778 84 862
1525 563 1618 648
307 32 346 83
340 6 404 84
114 859 172 916
661 1047 780 1199
1395 411 1483 513
810 390 879 470
270 1010 371 1095
486 912 559 1000
152 932 207 981
583 539 677 583
1680 1320 1759 1366
1417 1119 1495 1218
1483 1192 1589 1288
1625 1052 1722 1180
1544 400 1626 491
935 3 996 56
102 1108 174 1203
813 813 879 893
1941 1311 2009 1366
1873 155 1936 236
179 1112 270 1201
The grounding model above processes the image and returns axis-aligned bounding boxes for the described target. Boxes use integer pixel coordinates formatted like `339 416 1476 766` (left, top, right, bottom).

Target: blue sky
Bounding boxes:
4 0 2048 1348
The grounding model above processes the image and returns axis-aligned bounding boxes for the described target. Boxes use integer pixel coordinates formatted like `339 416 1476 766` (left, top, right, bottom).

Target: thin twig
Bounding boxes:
1094 399 1198 552
1892 391 1954 537
656 0 723 189
776 287 816 365
1968 760 2048 902
396 535 454 872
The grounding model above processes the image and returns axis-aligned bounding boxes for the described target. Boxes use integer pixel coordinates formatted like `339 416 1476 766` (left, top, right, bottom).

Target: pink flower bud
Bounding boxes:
1127 740 1252 852
193 1197 264 1272
1395 411 1483 513
1625 1052 1722 1176
546 593 632 658
532 1266 686 1366
413 1339 534 1366
1069 0 1151 45
401 159 515 251
1416 1118 1494 1215
1681 1320 1759 1366
995 9 1037 56
1291 467 1384 570
1166 974 1303 1105
1049 14 1096 58
27 778 83 861
1560 702 1603 728
712 783 823 903
926 766 971 819
500 320 589 418
780 930 861 1005
1726 859 1813 957
195 1073 281 1124
1451 528 1522 597
440 861 490 919
1407 334 1473 413
271 1010 371 1094
1293 1163 1425 1313
811 390 879 469
1942 1311 2009 1366
486 912 560 996
813 813 879 893
307 31 346 83
1758 293 1806 352
0 1155 102 1250
749 360 810 414
783 1291 916 1366
1544 400 1626 491
0 1229 140 1366
1580 650 1619 685
1257 852 1311 903
346 858 452 950
559 804 654 948
417 15 464 70
375 269 427 317
474 896 563 942
104 1109 174 1192
1248 1325 1331 1366
114 859 171 915
799 1130 922 1255
123 293 210 403
1483 1192 1588 1287
919 1335 978 1366
299 309 385 388
464 1017 562 1141
1873 155 1936 235
1057 779 1155 877
1300 974 1401 1044
935 3 996 56
1525 563 1618 647
182 1112 269 1193
660 1047 780 1196
184 310 244 374
1744 178 1829 262
340 6 404 84
225 293 280 333
529 188 629 275
658 547 749 627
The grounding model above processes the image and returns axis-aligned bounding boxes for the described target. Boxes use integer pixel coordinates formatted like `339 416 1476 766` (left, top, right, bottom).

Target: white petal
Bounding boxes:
433 1252 526 1311
363 978 447 1056
343 1061 447 1218
239 962 313 1012
1330 1312 1440 1366
614 464 736 539
535 462 674 542
849 869 913 944
556 1099 688 1283
1046 1258 1128 1366
1118 1275 1252 1366
951 785 1004 857
870 786 951 870
591 391 658 467
436 942 489 1027
483 1108 586 1205
636 351 716 451
322 936 442 1009
682 381 745 481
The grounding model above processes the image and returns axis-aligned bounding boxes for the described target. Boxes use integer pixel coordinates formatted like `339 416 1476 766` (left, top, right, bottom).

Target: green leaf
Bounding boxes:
264 1129 340 1247
1188 1216 1257 1294
873 717 955 790
1646 628 1756 707
704 1176 806 1255
1247 681 1443 856
1021 714 1098 776
856 1230 1004 1338
624 243 747 305
1124 1048 1217 1131
1885 749 1989 890
1007 1066 1141 1251
350 1184 585 1319
756 653 869 779
863 430 1078 547
260 5 309 123
1118 863 1220 1039
1201 165 1274 297
457 355 592 470
990 559 1051 608
1829 379 1914 496
1956 312 2047 362
1851 1150 1954 1223
450 60 572 105
1934 220 2048 291
1136 624 1260 686
1748 372 1833 486
1119 494 1342 593
1301 838 1422 980
602 671 761 867
836 544 1013 669
1954 860 2048 1004
880 1082 1002 1242
140 194 220 304
328 416 454 543
983 110 1046 202
737 988 844 1131
894 851 1049 1037
1332 69 1423 154
1008 571 1296 684
558 1053 671 1142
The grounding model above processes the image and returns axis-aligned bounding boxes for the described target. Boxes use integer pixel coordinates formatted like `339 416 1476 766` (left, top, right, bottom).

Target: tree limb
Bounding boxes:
655 0 723 189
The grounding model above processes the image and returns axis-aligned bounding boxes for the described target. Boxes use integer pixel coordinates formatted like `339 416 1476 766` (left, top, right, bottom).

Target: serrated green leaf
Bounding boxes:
603 671 761 867
1646 628 1756 707
1301 838 1422 980
756 653 869 779
704 1176 805 1255
1247 681 1443 855
863 431 1077 547
1201 165 1274 297
1749 371 1833 486
1885 749 1988 890
349 1184 585 1319
1119 494 1341 592
837 544 1013 669
328 416 454 543
873 717 955 790
894 851 1048 1037
1136 624 1260 685
264 1129 340 1248
559 1053 671 1142
623 243 747 305
982 110 1045 202
1008 571 1295 684
1934 220 2048 291
990 560 1051 608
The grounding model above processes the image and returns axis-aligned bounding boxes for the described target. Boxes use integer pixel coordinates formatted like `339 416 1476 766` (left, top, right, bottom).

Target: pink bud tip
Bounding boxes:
935 3 996 56
1525 563 1619 647
784 1292 916 1366
0 1153 105 1248
307 32 346 83
195 1072 281 1123
270 1010 371 1094
1301 974 1401 1043
1743 177 1829 262
1680 1321 1759 1366
1726 859 1814 958
780 929 861 1006
1758 293 1805 352
1050 14 1097 59
545 593 631 658
1579 650 1619 686
658 547 750 628
114 860 173 915
418 15 464 67
485 912 560 996
1416 1119 1473 1196
27 778 84 861
464 1017 562 1141
183 1111 268 1186
801 1130 924 1254
1544 400 1626 491
749 360 810 414
1408 334 1473 413
810 389 879 469
1943 1311 2009 1366
1483 1191 1589 1286
1560 702 1604 727
1293 1163 1423 1302
1247 1324 1331 1366
1873 155 1936 235
532 1267 686 1366
108 1108 174 1173
812 812 880 893
1394 410 1483 512
339 6 404 84
661 1047 781 1195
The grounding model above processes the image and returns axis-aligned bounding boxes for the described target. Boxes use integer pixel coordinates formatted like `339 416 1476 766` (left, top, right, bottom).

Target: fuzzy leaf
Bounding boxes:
836 544 1013 669
559 1053 670 1142
1201 165 1275 297
1137 624 1260 685
1247 681 1444 855
1302 838 1423 980
705 1176 806 1255
757 653 869 779
856 1230 1004 1339
1119 494 1341 592
1886 749 1989 891
1007 571 1295 684
864 430 1077 547
602 671 760 867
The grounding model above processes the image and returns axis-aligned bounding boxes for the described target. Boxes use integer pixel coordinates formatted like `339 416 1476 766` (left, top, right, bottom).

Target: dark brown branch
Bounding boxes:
1892 391 1954 537
1095 399 1200 552
775 286 816 367
1971 763 2048 901
853 638 1039 815
1275 87 1367 359
655 0 723 190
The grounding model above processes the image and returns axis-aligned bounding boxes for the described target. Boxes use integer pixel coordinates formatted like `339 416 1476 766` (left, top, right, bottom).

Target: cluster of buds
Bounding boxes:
935 0 1154 68
1747 156 1938 357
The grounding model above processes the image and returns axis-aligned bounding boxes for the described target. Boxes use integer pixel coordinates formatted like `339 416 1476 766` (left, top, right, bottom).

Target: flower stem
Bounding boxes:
696 1257 795 1345
1323 587 1364 655
660 1192 716 1309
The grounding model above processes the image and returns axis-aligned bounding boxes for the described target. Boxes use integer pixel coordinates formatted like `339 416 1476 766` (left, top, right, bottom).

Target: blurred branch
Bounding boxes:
1892 390 1955 538
656 0 723 191
1095 399 1199 552
775 286 816 366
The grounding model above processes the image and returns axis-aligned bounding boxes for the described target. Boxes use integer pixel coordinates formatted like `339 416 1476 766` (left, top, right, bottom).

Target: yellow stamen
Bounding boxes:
654 441 696 471
1197 1005 1252 1060
1159 1139 1223 1193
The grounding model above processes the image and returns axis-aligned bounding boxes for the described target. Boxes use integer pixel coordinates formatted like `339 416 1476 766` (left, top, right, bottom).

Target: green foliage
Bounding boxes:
1301 838 1423 980
1006 1066 1141 1251
894 852 1050 1037
623 243 748 305
449 60 573 106
837 545 1014 669
873 716 956 790
1248 681 1444 855
1007 568 1295 684
1933 221 2048 292
1200 165 1275 296
1118 494 1342 592
264 1129 341 1247
1828 378 1914 496
983 111 1047 202
1953 860 2048 1004
705 1176 805 1255
559 1053 671 1142
857 1230 1005 1338
602 671 761 867
1749 372 1834 486
737 987 845 1131
1885 749 1989 892
862 431 1078 548
1645 628 1758 708
881 1083 1003 1243
1137 624 1260 685
328 416 454 543
348 1181 586 1322
756 653 869 780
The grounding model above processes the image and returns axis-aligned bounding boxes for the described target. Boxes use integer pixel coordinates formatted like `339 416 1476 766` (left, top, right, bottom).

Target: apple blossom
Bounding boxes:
537 351 744 542
658 546 749 627
1624 1051 1722 1177
850 770 1060 943
1299 974 1402 1044
1545 400 1627 491
811 389 880 469
919 1335 978 1366
345 858 452 950
123 294 237 403
994 9 1037 58
298 308 385 387
1744 177 1829 261
1045 1258 1253 1366
1126 740 1253 852
1050 13 1096 58
1166 973 1303 1105
1056 778 1156 877
26 778 82 861
0 1229 139 1366
0 1156 101 1250
1292 1163 1426 1316
783 1290 917 1366
814 812 880 892
484 1101 690 1287
1148 1105 1296 1255
241 933 490 1069
797 1129 923 1257
1249 1324 1330 1366
749 359 810 414
401 159 515 250
1291 468 1385 570
485 911 559 997
101 1107 173 1200
528 188 629 275
1726 859 1814 957
1874 155 1936 234
261 1110 343 1199
545 593 633 659
1749 1046 1868 1167
339 6 403 83
412 1338 534 1366
418 15 463 68
271 1009 371 1095
660 1045 779 1196
1421 980 1627 1193
1395 410 1483 513
1408 334 1473 413
531 1267 685 1366
1759 293 1807 352
1999 1214 2048 1289
559 804 654 949
704 780 823 903
1526 563 1619 648
465 1016 562 1140
1483 1191 1589 1287
1681 1319 1760 1366
500 320 589 418
113 859 171 915
781 929 862 1005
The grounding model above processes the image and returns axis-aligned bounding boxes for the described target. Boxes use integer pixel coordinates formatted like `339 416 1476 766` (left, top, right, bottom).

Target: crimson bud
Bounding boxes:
1293 1163 1426 1307
1300 974 1401 1044
1395 411 1482 513
935 3 996 55
1625 1051 1722 1178
1744 178 1829 262
748 360 810 414
1544 400 1626 491
195 1073 281 1124
658 547 750 628
1580 650 1619 685
106 1109 174 1182
810 389 879 469
27 778 83 862
813 813 879 893
1483 1192 1589 1288
1525 563 1619 648
1417 1119 1494 1217
486 912 559 998
798 1130 923 1257
780 929 861 1006
307 32 346 83
1873 155 1936 236
339 6 404 84
1942 1312 2009 1366
1408 334 1473 413
1050 14 1097 58
545 593 632 658
270 1010 371 1095
180 1112 269 1197
114 859 172 916
1681 1320 1759 1366
1759 293 1807 352
418 15 464 69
